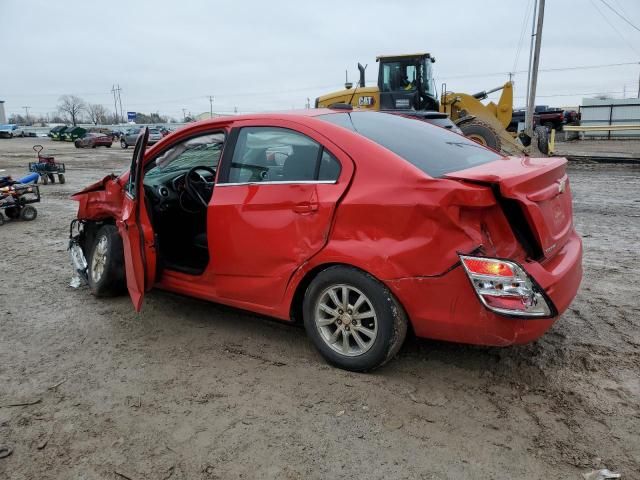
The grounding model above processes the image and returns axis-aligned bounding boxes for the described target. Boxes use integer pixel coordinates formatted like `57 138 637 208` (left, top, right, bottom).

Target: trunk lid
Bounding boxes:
445 156 573 260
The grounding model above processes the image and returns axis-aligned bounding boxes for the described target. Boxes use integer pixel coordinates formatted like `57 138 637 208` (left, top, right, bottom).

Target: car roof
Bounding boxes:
183 108 354 130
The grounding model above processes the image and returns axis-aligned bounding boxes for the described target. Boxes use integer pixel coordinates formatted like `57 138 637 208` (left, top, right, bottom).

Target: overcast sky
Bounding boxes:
1 0 639 120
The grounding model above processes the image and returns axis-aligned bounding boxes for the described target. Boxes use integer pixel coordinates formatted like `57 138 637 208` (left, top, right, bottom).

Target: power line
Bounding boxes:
512 0 535 73
514 90 625 99
590 0 640 57
599 0 640 32
439 61 639 80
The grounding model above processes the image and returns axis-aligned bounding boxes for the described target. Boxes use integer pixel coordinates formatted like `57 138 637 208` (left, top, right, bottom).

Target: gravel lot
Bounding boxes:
0 137 638 479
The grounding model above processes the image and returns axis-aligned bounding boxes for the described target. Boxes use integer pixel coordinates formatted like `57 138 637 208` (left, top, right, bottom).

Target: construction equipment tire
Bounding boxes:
459 120 502 151
536 126 550 155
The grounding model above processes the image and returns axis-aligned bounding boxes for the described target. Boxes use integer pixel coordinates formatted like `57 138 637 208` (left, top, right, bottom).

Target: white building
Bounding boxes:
580 97 640 138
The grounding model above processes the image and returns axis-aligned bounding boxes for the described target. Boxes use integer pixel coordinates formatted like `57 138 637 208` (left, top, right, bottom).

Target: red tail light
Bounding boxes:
460 255 553 317
461 257 514 277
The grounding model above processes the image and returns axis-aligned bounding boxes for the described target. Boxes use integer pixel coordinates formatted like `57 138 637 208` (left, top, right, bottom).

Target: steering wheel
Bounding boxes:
184 166 216 209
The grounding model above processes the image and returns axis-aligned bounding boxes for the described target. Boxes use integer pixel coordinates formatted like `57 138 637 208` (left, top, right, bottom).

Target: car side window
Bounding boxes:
225 127 338 184
318 150 341 181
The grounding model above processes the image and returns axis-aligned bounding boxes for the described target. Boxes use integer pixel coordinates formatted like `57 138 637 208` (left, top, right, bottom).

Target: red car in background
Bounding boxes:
69 109 582 371
74 132 113 149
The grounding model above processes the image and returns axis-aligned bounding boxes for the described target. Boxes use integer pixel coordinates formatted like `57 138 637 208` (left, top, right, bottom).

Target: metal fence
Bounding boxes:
579 102 640 139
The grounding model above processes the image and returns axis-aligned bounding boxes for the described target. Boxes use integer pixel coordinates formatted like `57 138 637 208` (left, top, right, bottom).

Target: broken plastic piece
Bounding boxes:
582 469 621 480
68 239 88 288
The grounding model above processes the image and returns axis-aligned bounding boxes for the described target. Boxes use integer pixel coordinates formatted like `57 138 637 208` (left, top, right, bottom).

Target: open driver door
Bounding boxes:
118 127 157 311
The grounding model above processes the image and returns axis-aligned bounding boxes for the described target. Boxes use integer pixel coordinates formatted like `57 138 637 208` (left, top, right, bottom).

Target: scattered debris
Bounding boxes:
382 417 404 430
37 438 48 450
336 410 345 417
582 469 621 480
0 446 12 459
114 470 135 480
48 378 67 390
1 398 42 408
223 346 287 367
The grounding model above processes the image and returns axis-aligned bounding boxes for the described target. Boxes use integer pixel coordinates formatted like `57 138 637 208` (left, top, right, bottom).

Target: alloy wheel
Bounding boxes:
314 284 378 357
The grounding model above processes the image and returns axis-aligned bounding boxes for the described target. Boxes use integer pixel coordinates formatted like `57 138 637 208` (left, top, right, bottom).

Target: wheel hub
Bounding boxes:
339 313 352 325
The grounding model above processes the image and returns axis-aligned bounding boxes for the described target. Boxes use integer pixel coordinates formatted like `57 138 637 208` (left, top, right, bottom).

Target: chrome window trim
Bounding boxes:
217 180 338 187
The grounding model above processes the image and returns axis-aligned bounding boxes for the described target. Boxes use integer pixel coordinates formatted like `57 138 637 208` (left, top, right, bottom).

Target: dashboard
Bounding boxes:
143 167 216 212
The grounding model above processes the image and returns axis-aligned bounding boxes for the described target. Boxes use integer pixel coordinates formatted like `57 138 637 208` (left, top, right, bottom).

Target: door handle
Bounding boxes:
293 202 318 214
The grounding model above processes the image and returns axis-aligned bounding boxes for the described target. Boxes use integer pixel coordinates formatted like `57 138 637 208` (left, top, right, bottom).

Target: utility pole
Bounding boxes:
117 84 123 123
305 97 311 109
525 0 545 144
208 96 214 118
524 0 538 119
182 108 187 122
22 106 30 124
111 85 119 124
637 66 640 98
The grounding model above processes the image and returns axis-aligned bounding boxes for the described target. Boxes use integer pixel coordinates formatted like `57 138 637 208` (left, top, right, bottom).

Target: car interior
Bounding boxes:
143 133 225 275
141 128 341 276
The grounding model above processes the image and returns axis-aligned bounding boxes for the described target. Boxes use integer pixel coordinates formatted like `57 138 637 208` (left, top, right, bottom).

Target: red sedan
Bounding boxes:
74 132 113 149
69 109 582 371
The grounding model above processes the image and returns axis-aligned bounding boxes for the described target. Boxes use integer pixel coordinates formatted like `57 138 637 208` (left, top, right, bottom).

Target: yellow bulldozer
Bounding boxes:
315 53 526 155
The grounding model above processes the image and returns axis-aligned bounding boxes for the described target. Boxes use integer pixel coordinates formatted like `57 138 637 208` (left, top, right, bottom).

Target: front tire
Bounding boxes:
19 205 37 221
536 125 550 155
87 224 126 297
459 119 502 151
303 266 407 372
120 140 128 149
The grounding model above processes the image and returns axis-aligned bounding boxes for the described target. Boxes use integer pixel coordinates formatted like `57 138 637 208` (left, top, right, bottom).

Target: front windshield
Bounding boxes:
146 133 225 178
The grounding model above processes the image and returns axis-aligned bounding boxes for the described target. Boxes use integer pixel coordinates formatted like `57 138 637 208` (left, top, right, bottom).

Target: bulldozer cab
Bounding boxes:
377 53 438 111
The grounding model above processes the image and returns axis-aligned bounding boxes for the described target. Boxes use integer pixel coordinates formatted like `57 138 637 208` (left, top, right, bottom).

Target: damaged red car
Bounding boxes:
69 109 582 371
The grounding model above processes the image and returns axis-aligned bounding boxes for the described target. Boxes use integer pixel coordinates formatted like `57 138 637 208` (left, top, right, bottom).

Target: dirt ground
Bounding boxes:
0 137 638 480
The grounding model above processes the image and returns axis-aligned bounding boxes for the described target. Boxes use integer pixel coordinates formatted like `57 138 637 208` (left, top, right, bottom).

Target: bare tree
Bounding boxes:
86 103 109 125
57 95 86 126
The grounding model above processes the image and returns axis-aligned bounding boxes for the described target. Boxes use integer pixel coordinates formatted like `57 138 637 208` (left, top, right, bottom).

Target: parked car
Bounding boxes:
120 127 163 148
49 126 68 140
155 125 172 137
0 124 25 138
508 105 566 132
69 110 582 371
63 127 87 142
74 132 113 148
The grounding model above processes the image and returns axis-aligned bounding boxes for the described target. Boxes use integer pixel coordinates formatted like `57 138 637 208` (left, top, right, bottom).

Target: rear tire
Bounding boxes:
47 174 55 184
87 224 126 297
303 266 407 372
58 174 66 184
42 175 49 185
120 140 128 149
459 120 502 151
19 205 37 221
5 207 20 219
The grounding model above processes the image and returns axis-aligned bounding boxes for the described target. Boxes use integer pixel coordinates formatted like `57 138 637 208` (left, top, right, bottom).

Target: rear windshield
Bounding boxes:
318 111 501 177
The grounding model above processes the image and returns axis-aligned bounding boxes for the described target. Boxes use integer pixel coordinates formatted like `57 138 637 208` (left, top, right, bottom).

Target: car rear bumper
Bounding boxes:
386 231 582 346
